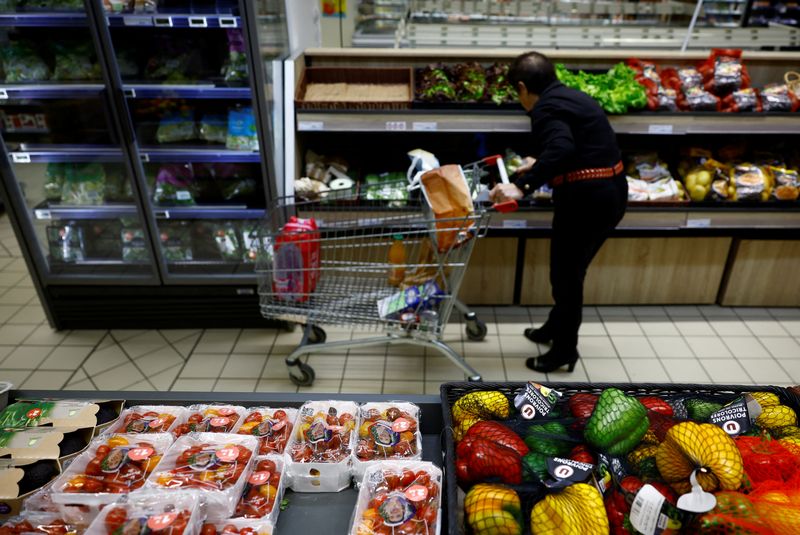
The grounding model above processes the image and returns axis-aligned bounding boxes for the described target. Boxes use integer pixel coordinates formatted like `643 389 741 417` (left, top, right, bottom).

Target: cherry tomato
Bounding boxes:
200 524 217 535
239 529 256 535
104 507 127 534
244 412 262 424
256 459 276 472
85 457 103 476
188 413 203 423
273 410 287 420
399 468 416 487
96 445 111 457
384 472 400 491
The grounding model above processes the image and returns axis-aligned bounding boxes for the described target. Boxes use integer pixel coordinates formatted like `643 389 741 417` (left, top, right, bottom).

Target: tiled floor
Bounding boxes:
1 213 799 394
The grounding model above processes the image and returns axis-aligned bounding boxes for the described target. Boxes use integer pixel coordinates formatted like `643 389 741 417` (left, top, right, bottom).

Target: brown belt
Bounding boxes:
551 161 624 187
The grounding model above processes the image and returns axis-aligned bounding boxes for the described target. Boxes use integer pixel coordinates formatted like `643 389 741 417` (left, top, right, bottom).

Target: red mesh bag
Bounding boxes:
695 491 773 534
737 436 800 484
749 484 800 533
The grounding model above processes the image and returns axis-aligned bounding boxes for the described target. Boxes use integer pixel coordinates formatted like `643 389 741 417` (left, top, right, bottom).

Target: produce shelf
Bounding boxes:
139 148 260 163
8 146 124 163
106 14 241 29
153 206 265 219
0 13 88 27
123 84 251 99
0 84 104 100
295 110 800 134
33 202 138 220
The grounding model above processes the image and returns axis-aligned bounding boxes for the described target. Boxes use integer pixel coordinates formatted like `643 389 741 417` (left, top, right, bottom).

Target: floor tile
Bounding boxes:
171 379 216 392
110 330 150 342
770 308 800 319
387 343 426 357
92 362 145 390
603 321 644 336
582 358 629 382
0 345 14 362
462 336 502 358
722 337 771 359
665 306 702 318
759 337 800 359
495 322 531 335
0 271 27 286
63 378 97 391
578 336 617 358
738 359 791 385
662 359 711 383
709 320 750 337
579 322 607 336
734 308 772 319
1 370 32 388
118 331 169 359
233 329 277 354
698 359 752 384
612 336 656 358
122 380 156 391
304 355 346 380
639 321 680 337
0 288 36 305
260 356 292 380
220 353 267 378
499 336 537 354
382 381 425 395
194 329 241 354
82 345 129 376
38 346 92 370
425 381 446 395
179 353 227 378
649 337 695 358
597 306 633 318
546 360 590 383
344 355 385 380
699 306 738 318
61 330 107 346
745 320 789 337
173 334 201 358
341 379 382 394
214 378 257 392
779 321 800 336
3 258 27 272
23 325 68 346
777 359 800 383
464 357 506 381
149 365 182 391
64 368 88 386
135 347 185 376
255 379 298 393
631 306 668 318
684 336 733 359
297 379 343 394
160 329 202 344
0 324 37 345
622 358 671 382
674 320 716 337
424 356 468 381
2 346 53 369
20 371 72 390
502 358 550 383
95 334 118 351
384 356 425 381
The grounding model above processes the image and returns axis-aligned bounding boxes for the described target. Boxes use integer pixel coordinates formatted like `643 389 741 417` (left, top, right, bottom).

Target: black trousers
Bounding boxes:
545 174 628 350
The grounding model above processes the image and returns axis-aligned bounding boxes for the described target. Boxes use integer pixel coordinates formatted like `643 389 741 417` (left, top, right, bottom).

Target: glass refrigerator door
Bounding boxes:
102 4 272 281
0 4 158 282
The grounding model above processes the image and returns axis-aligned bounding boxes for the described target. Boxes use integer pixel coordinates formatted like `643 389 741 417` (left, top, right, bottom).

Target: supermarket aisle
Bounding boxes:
1 214 799 394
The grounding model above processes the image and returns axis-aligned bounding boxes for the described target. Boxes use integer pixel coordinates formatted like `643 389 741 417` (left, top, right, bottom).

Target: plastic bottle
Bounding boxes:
387 234 407 286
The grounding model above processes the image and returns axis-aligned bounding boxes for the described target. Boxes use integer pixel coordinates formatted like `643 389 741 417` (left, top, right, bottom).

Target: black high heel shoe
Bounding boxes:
523 325 553 344
525 348 580 373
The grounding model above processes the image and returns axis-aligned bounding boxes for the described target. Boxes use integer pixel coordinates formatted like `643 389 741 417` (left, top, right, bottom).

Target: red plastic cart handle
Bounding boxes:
493 200 519 213
482 155 502 166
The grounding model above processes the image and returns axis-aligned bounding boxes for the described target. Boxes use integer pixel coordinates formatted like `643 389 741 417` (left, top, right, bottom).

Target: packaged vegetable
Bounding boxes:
121 227 149 263
0 512 84 535
236 408 297 455
702 49 748 95
173 405 246 437
211 223 241 262
452 62 487 102
44 164 65 202
626 177 650 202
771 166 799 202
416 65 456 102
146 433 258 522
159 224 193 262
222 30 248 84
232 455 285 526
363 172 408 206
52 42 100 82
219 179 256 202
350 462 442 535
47 224 85 263
760 84 800 112
84 491 204 535
555 62 647 114
485 62 517 105
199 520 272 535
684 86 721 112
722 88 762 113
731 163 771 202
226 107 258 151
1 42 50 83
678 67 703 92
51 433 174 507
157 110 197 144
240 223 262 263
104 167 133 203
61 163 106 206
354 403 422 481
627 153 672 182
153 164 195 206
199 115 227 144
106 406 187 435
286 401 357 492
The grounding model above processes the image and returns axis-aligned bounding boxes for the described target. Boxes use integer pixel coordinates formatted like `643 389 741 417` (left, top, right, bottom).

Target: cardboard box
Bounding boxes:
0 400 124 434
0 459 61 519
0 427 92 468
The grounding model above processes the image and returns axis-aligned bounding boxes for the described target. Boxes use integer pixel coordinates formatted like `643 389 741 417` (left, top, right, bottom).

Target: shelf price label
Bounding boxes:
0 89 8 100
686 218 711 228
11 153 30 163
648 124 673 135
385 121 407 131
503 219 527 229
34 209 51 220
123 15 153 26
412 122 438 131
153 16 173 27
298 121 324 131
189 17 208 28
219 17 238 27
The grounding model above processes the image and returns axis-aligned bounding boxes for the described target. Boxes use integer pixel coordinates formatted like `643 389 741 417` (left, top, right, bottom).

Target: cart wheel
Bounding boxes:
289 362 316 387
308 325 327 344
465 320 488 342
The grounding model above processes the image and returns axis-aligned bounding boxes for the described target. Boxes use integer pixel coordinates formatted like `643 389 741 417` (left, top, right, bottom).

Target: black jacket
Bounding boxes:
513 81 622 195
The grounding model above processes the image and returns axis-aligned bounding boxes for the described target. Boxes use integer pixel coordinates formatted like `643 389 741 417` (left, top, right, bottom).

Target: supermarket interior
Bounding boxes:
2 0 800 533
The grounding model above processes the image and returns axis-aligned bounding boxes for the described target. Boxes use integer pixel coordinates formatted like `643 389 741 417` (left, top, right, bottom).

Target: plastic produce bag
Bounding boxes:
732 163 770 202
212 222 241 262
353 402 423 481
226 107 258 151
626 177 650 202
157 109 197 144
420 164 474 252
84 491 204 535
722 88 762 112
200 520 273 535
159 224 193 262
236 408 297 456
153 164 195 205
771 167 800 201
61 163 106 205
240 223 262 263
685 86 721 112
121 227 149 263
104 166 134 202
105 406 188 435
222 29 248 83
232 455 285 526
1 512 86 535
1 42 50 83
761 84 800 112
172 404 247 437
47 224 85 263
52 42 100 81
145 433 258 522
703 49 748 95
199 114 227 144
44 163 65 202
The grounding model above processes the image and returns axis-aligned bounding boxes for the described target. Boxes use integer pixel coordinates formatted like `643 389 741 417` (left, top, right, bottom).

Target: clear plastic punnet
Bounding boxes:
199 519 273 535
51 433 175 507
84 491 204 535
105 406 188 435
145 433 258 522
1 510 88 535
285 401 358 493
172 406 247 438
236 408 298 456
232 455 285 527
353 402 423 481
349 462 443 535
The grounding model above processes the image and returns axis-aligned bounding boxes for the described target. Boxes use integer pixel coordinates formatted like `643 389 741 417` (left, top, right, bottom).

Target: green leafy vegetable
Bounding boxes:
556 63 647 114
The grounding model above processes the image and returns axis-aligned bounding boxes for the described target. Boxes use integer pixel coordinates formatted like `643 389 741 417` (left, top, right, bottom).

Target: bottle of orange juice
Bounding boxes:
388 234 406 286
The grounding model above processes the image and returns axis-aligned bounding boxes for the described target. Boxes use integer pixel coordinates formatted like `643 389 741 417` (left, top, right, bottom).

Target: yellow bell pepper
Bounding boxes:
756 405 797 430
452 391 509 440
531 483 609 535
464 483 523 535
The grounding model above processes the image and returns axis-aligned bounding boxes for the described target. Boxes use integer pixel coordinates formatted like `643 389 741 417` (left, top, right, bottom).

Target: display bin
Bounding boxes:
440 381 800 535
295 67 413 110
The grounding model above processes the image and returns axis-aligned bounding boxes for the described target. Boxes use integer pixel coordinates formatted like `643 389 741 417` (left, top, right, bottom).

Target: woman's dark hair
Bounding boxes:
509 52 557 95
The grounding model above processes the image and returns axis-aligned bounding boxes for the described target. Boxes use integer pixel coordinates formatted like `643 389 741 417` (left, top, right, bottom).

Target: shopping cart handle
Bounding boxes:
493 200 519 213
482 155 503 166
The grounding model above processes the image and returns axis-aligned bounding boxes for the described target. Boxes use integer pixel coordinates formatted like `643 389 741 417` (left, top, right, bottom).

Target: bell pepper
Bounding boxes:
569 444 596 465
452 391 510 440
568 393 598 419
457 436 523 485
531 483 610 534
639 396 674 416
465 483 523 535
465 421 528 457
685 398 724 422
606 477 677 535
524 421 572 457
522 451 549 483
585 388 649 456
696 491 768 533
756 404 797 429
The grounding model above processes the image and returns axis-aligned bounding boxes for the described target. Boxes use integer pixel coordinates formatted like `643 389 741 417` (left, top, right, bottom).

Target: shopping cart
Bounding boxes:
256 156 517 386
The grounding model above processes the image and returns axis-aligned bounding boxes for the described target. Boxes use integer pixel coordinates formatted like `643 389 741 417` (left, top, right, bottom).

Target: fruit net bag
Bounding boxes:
106 406 188 436
350 461 442 535
84 491 204 535
145 433 258 521
285 401 357 493
231 455 285 527
50 433 174 508
199 519 273 535
173 405 247 437
236 408 298 455
1 511 86 535
353 402 422 481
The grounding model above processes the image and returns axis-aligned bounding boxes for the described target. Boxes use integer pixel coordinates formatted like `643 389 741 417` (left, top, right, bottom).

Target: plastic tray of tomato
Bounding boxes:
84 491 203 535
200 520 273 535
51 433 174 506
0 512 82 535
231 455 285 527
236 408 298 455
350 462 442 535
173 405 247 437
285 401 358 493
107 406 187 435
354 402 422 480
145 433 258 522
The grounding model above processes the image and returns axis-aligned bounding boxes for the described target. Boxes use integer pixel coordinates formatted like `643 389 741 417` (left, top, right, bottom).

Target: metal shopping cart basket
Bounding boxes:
256 156 517 386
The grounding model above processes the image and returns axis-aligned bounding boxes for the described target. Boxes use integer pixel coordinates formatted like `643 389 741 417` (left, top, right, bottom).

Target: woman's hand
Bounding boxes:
515 156 536 175
490 183 524 204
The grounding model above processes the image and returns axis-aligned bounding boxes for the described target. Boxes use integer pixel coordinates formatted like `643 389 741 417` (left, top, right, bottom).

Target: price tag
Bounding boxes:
392 418 412 433
686 218 711 228
249 471 271 485
11 153 30 163
123 15 153 26
209 417 231 428
128 447 155 461
153 16 173 27
123 88 136 98
412 122 437 131
648 124 673 135
219 17 238 27
298 121 324 131
188 17 208 27
503 219 527 229
34 209 51 220
216 446 239 462
217 407 236 416
385 121 407 131
404 485 429 502
0 89 8 100
149 417 167 429
147 513 177 531
155 210 170 219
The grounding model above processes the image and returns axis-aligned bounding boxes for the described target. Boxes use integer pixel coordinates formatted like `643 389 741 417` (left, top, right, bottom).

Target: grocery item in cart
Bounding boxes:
272 217 320 303
146 433 257 521
376 280 443 321
353 403 422 481
106 406 187 435
236 408 297 455
84 491 203 535
420 165 474 252
232 456 285 525
285 401 357 492
349 462 441 535
51 433 173 507
172 405 246 437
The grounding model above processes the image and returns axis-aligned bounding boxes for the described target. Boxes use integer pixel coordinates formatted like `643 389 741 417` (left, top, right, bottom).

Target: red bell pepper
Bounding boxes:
463 421 528 457
456 436 523 485
639 397 674 416
568 393 598 419
569 444 596 465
